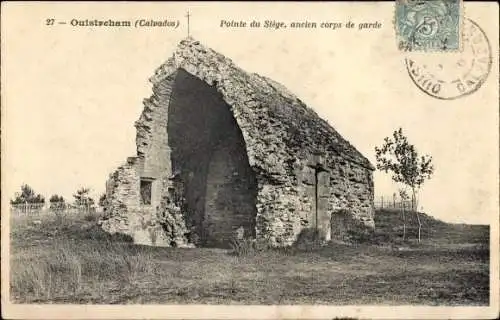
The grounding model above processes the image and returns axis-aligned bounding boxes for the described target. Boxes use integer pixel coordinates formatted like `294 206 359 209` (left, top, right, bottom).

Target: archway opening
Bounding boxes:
167 69 257 247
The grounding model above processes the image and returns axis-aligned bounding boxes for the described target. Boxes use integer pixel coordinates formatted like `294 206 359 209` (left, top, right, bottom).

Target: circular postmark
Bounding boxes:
405 18 492 100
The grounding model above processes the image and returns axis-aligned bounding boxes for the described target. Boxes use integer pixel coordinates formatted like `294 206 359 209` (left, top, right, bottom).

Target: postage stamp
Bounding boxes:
405 18 492 99
396 0 462 52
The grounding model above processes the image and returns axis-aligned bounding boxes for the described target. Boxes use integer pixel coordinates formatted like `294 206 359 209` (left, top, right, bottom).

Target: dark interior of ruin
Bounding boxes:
167 69 257 247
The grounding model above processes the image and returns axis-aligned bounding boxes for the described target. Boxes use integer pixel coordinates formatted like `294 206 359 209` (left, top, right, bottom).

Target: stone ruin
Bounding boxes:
100 37 375 248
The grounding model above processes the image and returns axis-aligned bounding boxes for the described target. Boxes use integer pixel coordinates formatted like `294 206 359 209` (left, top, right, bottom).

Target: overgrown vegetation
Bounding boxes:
294 228 325 251
98 193 108 208
10 209 489 305
229 238 259 256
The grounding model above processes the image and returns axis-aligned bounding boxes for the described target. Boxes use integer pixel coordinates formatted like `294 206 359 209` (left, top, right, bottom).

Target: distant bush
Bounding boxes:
49 194 66 215
11 184 45 205
294 228 325 251
49 194 65 203
345 227 374 244
98 193 108 208
83 211 100 222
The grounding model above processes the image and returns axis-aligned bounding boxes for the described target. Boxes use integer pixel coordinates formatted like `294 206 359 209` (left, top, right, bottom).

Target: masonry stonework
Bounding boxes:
100 38 375 247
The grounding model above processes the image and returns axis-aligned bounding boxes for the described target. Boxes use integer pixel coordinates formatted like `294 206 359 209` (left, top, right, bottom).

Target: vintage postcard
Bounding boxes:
1 1 498 319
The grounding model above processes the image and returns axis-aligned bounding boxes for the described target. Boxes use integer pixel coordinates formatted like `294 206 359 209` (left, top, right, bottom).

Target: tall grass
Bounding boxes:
11 239 160 302
10 210 157 302
10 208 490 305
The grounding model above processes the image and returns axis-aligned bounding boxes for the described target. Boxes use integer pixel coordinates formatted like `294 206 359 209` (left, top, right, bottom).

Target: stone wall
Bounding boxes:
253 152 374 247
102 38 375 248
204 132 257 247
100 157 174 246
102 159 140 235
100 70 179 246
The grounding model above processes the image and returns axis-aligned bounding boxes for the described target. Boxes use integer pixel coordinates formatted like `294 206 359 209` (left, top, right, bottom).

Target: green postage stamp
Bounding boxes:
396 0 462 51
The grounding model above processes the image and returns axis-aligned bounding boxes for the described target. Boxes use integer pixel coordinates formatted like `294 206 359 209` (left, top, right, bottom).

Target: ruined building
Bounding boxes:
100 38 375 247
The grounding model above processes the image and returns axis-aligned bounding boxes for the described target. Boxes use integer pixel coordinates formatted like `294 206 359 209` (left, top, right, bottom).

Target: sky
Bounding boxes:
2 2 498 224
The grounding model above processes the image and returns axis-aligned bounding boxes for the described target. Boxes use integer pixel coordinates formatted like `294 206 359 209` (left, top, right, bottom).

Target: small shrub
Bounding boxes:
83 211 99 222
253 238 272 252
273 245 298 256
294 228 325 251
342 217 375 244
229 238 257 256
371 230 393 245
345 227 374 244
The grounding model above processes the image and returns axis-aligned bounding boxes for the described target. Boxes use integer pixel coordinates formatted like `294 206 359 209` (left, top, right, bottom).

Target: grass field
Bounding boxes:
9 209 489 305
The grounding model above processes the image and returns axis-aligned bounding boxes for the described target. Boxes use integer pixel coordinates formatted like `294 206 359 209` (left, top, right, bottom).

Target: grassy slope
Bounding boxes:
9 209 489 305
374 208 489 246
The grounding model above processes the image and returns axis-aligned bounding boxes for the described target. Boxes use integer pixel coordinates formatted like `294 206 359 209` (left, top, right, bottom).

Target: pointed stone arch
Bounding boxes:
167 69 257 247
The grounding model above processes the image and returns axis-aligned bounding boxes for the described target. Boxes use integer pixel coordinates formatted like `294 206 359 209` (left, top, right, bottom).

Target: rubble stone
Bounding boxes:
100 37 375 247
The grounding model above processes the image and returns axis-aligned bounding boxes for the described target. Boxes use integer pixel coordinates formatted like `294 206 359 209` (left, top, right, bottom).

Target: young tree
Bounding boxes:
398 189 410 241
73 187 95 209
11 184 45 204
98 193 108 208
375 128 434 242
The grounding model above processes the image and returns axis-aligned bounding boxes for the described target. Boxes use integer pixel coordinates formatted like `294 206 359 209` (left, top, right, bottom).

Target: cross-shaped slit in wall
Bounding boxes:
307 159 329 235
